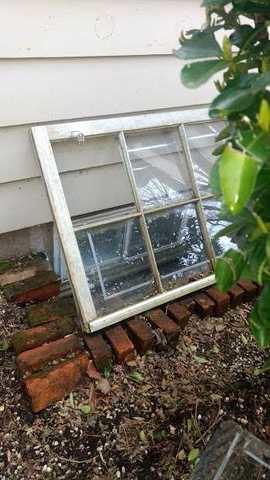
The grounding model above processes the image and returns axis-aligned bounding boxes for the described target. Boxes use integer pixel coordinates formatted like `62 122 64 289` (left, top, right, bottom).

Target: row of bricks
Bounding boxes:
14 280 259 412
15 280 258 373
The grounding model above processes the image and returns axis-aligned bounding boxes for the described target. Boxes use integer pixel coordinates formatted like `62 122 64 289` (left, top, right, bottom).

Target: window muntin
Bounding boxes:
33 109 221 332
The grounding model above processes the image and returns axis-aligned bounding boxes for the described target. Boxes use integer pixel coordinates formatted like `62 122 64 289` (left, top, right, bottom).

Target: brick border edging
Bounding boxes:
6 275 259 413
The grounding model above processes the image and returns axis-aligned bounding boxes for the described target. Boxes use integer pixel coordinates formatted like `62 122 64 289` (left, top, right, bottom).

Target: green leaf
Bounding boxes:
188 448 200 464
230 25 255 48
181 60 226 89
246 237 268 284
139 431 147 443
257 282 270 326
216 125 231 142
194 355 208 364
249 304 270 349
128 370 144 384
215 249 245 291
258 99 270 132
237 128 270 165
175 30 222 60
79 404 92 415
215 258 234 291
210 87 255 117
219 145 258 215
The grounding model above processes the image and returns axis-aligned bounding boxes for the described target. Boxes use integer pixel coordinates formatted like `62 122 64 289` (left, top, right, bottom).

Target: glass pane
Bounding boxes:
145 204 211 289
125 128 193 209
53 134 135 217
203 198 236 257
75 217 155 316
185 122 224 195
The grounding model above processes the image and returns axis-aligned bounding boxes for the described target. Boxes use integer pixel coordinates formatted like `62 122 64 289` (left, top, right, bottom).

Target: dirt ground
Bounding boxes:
1 293 270 480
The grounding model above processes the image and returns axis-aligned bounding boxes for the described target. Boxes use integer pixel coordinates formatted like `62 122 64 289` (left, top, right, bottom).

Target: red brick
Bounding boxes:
126 317 155 353
105 325 135 363
17 334 82 375
3 271 60 305
24 353 89 412
237 279 258 300
206 287 230 315
12 317 75 354
194 293 215 317
27 297 77 327
146 309 180 345
0 258 50 287
228 284 245 307
180 297 196 313
167 303 191 329
84 334 113 371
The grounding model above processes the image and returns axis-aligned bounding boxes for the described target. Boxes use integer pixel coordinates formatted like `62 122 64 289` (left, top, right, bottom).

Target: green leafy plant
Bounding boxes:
176 1 270 349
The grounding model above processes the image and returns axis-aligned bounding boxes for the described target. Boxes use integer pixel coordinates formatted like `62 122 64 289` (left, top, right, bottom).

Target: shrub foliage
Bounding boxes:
176 0 270 348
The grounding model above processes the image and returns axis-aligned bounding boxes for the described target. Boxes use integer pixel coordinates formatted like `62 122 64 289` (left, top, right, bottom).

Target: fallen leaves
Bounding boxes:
87 360 102 381
96 378 111 395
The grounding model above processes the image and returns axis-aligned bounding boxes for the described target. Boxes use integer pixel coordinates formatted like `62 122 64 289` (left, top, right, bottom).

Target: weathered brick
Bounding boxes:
228 284 245 307
84 334 113 371
206 287 230 315
3 271 60 305
194 293 215 317
24 353 89 412
17 334 82 375
167 303 191 329
27 297 76 327
126 317 155 353
146 309 180 345
0 258 50 287
180 297 196 313
105 325 135 363
237 279 258 300
12 317 75 354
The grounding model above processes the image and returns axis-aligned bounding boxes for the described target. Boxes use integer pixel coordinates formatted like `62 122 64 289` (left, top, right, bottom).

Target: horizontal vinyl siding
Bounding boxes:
0 56 214 128
0 0 203 58
0 0 214 234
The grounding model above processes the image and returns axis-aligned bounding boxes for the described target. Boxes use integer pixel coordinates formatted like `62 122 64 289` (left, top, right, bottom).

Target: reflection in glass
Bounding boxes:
185 122 224 195
75 218 155 316
203 198 236 256
126 128 193 208
146 205 210 289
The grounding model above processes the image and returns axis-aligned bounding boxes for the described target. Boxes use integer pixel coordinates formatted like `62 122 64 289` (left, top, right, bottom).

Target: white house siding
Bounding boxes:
0 0 215 257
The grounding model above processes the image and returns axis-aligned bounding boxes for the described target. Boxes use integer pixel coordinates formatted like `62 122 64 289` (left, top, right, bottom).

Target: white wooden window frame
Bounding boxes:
31 108 217 333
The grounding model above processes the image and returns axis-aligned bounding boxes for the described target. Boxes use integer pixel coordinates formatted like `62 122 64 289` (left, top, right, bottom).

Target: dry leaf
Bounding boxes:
96 378 111 395
87 360 102 380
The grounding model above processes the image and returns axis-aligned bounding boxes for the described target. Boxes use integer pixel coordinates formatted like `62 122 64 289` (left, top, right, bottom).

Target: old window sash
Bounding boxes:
32 108 221 333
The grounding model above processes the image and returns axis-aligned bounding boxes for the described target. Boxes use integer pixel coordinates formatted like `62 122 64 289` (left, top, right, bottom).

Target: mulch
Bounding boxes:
1 293 270 480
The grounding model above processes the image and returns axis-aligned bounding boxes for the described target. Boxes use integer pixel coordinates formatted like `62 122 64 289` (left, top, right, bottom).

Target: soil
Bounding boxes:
1 293 270 480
